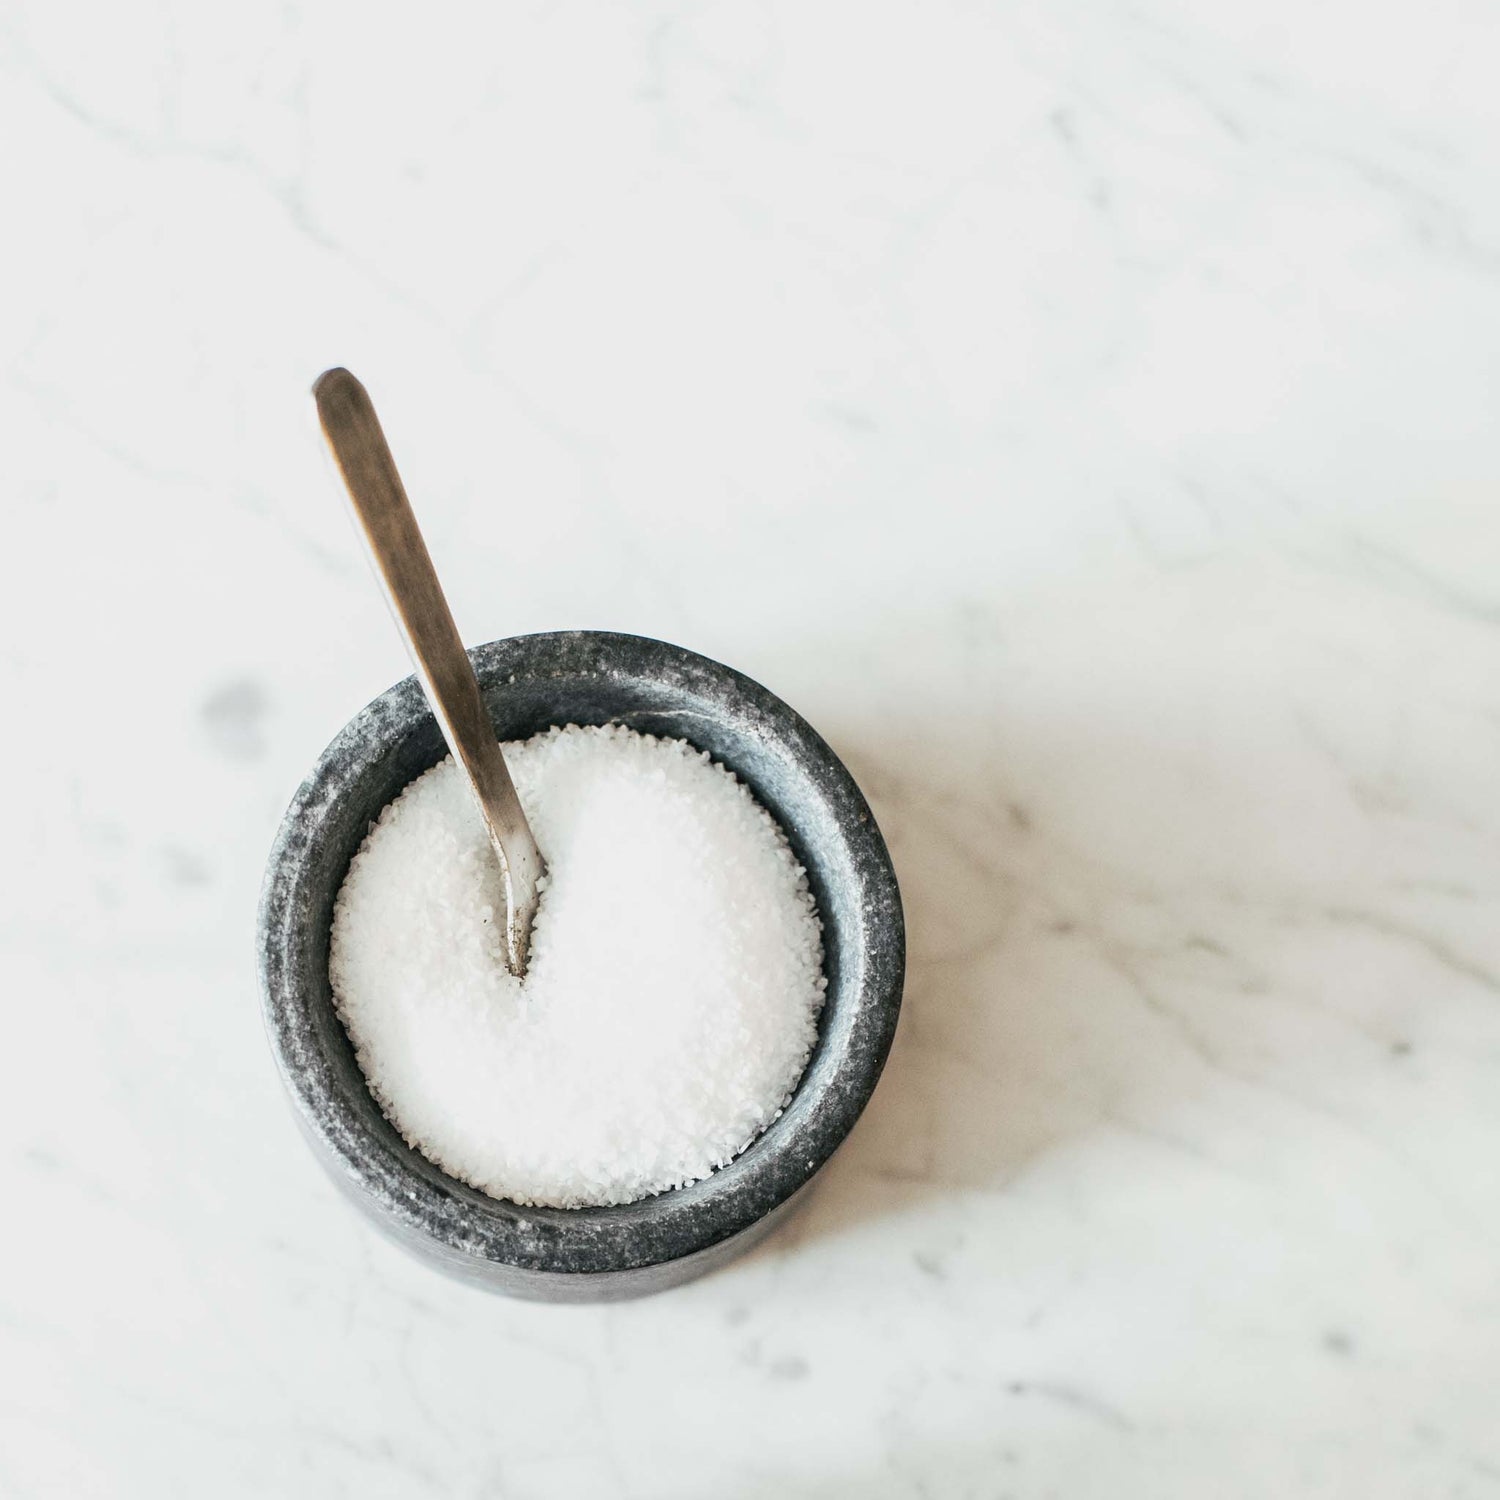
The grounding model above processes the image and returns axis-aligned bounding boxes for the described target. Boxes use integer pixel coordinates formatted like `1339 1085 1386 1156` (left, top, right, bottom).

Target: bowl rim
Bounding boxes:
257 629 905 1279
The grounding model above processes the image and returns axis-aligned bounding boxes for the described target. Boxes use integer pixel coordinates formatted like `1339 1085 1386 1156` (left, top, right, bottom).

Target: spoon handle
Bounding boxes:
313 367 544 977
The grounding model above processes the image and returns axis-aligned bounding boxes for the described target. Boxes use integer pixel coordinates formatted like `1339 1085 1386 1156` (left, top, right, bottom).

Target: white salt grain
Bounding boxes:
329 724 826 1209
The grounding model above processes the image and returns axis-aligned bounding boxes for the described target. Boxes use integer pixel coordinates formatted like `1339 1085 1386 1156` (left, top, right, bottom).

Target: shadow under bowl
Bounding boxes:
256 630 904 1301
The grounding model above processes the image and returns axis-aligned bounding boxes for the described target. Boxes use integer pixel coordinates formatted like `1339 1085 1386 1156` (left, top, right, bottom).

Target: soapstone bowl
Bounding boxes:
257 631 905 1301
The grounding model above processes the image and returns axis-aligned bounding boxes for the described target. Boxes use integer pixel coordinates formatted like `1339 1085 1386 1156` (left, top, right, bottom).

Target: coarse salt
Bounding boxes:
329 723 826 1209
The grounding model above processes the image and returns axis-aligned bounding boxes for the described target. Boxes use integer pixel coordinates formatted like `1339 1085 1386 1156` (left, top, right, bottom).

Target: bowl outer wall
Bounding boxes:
256 630 905 1291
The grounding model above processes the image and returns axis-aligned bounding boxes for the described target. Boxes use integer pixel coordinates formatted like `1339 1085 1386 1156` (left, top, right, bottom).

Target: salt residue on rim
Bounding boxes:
329 723 828 1209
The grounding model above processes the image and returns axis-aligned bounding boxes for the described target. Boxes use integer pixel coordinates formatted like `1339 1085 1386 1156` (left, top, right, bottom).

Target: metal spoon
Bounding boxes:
313 367 545 977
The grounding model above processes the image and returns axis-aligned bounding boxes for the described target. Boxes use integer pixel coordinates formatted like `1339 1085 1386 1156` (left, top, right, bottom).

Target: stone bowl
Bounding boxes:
256 630 904 1301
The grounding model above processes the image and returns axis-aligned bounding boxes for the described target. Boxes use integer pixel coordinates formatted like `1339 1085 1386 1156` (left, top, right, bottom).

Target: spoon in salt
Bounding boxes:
313 367 545 978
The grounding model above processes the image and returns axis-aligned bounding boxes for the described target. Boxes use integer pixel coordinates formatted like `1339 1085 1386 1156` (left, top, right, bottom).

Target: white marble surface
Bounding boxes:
3 1 1500 1495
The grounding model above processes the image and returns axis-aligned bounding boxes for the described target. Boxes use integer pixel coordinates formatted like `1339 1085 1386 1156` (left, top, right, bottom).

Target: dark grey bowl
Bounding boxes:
257 631 904 1301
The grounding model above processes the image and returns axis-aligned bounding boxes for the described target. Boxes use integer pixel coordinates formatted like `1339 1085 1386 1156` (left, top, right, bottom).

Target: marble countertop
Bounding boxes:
4 3 1500 1495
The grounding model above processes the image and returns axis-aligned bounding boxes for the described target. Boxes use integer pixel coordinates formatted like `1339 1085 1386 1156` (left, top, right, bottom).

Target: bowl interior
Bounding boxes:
260 631 903 1277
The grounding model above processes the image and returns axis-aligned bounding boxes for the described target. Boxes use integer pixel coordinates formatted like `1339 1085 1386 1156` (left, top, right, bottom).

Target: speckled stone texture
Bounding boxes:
257 631 905 1301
